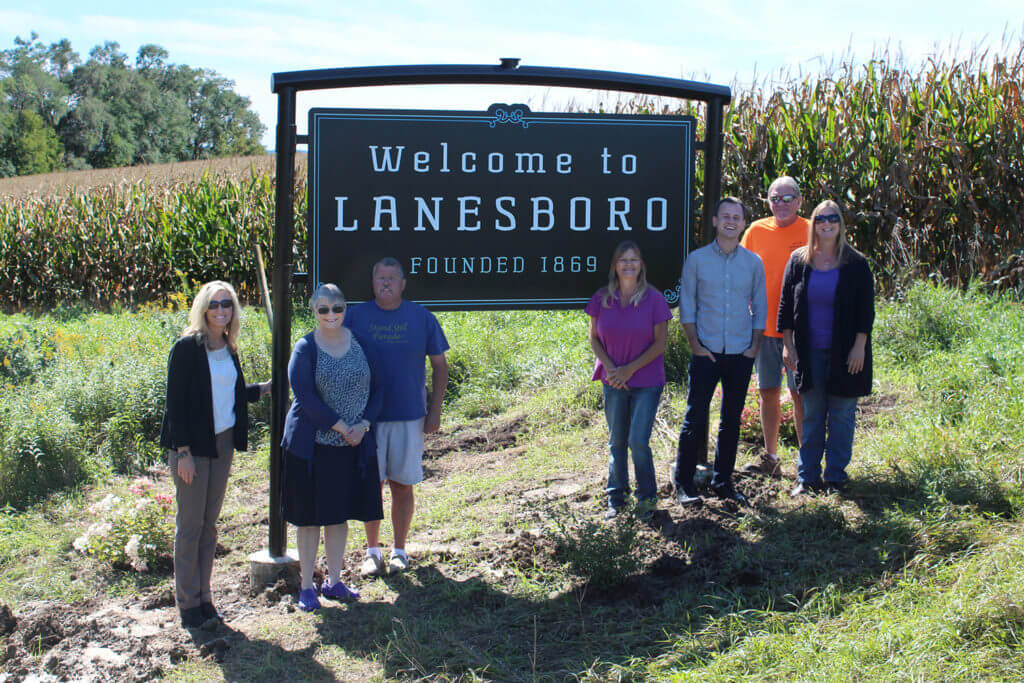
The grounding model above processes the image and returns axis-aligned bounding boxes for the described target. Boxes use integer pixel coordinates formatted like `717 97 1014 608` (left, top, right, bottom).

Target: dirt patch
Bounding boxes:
857 390 902 420
423 414 527 459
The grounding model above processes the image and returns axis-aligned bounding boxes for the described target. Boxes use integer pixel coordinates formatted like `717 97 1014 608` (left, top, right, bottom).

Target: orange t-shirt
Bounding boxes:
740 216 809 337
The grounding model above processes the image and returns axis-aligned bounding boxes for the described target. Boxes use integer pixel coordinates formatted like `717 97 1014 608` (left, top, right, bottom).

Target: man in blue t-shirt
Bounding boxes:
345 257 450 576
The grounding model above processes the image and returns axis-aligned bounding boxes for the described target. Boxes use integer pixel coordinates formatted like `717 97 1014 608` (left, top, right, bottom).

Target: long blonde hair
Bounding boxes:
602 240 649 308
182 280 242 351
796 200 855 265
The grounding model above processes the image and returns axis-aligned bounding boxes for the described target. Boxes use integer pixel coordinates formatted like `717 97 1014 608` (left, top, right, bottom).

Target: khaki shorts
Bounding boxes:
375 418 425 485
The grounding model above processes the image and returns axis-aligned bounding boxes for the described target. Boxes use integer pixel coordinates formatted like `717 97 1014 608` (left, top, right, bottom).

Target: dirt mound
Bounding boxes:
0 576 289 681
424 415 527 459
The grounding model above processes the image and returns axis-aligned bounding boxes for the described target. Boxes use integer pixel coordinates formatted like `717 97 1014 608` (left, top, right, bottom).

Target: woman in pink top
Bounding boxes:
585 241 673 520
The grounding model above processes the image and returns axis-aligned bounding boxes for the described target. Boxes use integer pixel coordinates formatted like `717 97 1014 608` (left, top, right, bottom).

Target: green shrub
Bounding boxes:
0 325 57 384
0 408 90 508
73 478 174 572
552 504 654 592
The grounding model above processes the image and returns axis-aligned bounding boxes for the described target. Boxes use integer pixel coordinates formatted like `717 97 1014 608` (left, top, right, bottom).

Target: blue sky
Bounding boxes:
2 1 1020 149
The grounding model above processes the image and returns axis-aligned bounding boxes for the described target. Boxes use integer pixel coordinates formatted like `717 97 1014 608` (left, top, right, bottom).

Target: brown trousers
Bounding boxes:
170 429 234 610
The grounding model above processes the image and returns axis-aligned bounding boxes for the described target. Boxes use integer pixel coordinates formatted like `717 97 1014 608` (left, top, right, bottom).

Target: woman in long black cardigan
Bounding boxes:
778 200 875 495
159 281 270 629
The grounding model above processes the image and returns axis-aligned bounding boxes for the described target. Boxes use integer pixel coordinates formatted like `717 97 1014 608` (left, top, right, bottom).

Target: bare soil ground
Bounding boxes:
0 398 901 680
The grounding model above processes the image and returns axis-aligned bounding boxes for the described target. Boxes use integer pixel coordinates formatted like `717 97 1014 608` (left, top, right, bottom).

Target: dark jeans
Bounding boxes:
675 353 754 489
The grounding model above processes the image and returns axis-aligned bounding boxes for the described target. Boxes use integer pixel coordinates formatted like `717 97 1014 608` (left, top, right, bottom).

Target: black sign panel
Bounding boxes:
308 105 694 309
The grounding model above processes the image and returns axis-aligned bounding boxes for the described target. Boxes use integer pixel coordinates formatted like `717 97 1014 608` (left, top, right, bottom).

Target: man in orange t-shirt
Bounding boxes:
739 176 808 476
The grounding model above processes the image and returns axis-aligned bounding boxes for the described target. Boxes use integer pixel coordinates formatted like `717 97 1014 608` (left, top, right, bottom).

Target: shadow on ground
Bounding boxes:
264 464 1006 681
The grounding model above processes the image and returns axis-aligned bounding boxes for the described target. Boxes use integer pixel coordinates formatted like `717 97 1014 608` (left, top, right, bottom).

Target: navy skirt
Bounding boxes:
283 435 383 527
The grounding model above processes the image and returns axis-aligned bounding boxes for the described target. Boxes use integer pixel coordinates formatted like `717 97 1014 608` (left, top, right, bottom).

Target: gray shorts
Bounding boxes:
375 418 425 485
755 337 797 391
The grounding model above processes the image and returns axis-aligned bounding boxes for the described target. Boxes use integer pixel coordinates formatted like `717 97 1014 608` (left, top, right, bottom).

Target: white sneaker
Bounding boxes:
388 552 410 574
360 553 386 577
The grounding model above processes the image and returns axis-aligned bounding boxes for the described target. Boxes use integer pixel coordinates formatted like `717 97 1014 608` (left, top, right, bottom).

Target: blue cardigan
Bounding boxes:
280 330 383 464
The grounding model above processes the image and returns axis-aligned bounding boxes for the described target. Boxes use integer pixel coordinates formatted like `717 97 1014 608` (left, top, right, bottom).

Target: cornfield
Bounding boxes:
1 43 1022 309
0 171 306 309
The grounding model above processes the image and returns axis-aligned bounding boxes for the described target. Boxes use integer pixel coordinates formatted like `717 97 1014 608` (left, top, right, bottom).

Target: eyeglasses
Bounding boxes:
207 299 234 310
769 194 797 204
814 214 841 224
316 305 346 315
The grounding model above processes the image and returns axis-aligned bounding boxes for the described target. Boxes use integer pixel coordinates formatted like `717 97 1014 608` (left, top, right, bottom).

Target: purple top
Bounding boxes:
808 268 840 349
585 288 673 388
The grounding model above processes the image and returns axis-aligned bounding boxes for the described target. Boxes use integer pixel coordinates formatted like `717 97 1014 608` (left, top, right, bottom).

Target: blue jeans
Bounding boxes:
602 384 663 509
798 348 859 484
675 353 755 489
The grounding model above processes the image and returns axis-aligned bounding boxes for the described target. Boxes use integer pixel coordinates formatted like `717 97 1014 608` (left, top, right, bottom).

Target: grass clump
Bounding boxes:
552 504 654 592
874 281 983 364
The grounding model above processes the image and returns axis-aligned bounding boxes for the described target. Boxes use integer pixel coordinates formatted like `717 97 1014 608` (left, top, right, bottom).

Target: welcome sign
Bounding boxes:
308 104 695 309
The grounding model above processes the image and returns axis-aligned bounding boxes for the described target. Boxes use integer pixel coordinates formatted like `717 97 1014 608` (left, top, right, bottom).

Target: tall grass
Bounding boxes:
0 307 276 508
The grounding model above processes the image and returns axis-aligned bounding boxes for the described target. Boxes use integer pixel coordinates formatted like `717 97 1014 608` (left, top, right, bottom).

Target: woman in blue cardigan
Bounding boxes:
778 200 875 495
159 280 270 629
281 283 384 611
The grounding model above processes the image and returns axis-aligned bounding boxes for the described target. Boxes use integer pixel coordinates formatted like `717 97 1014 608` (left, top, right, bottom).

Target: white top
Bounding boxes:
207 346 237 434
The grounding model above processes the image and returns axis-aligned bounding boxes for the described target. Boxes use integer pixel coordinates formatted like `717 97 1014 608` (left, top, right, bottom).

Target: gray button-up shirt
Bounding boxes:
679 240 767 354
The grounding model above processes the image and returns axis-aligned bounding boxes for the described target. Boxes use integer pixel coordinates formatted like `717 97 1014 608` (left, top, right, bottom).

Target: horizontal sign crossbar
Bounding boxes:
272 63 731 103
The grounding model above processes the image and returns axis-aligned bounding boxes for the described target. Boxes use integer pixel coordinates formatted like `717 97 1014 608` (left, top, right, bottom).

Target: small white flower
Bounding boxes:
73 534 91 552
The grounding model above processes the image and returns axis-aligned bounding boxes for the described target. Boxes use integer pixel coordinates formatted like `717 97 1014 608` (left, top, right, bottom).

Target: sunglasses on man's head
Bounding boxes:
814 214 841 224
317 305 346 315
769 194 797 204
207 299 234 310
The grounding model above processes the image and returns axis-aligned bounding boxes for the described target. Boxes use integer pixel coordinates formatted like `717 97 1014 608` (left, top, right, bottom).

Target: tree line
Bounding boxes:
0 33 265 177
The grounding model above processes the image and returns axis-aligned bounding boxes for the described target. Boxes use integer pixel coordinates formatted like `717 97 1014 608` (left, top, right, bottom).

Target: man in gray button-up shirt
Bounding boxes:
673 197 766 506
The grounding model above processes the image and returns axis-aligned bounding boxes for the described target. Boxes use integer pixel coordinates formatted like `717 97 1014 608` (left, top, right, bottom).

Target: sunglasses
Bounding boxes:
316 305 346 315
814 214 841 224
769 194 797 204
207 299 234 310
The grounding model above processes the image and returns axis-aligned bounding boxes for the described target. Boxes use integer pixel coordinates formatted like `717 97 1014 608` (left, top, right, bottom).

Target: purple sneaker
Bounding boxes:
321 580 360 601
297 587 320 612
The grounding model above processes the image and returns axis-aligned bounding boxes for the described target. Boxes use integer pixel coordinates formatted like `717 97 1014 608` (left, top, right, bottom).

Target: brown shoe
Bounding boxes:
743 452 782 478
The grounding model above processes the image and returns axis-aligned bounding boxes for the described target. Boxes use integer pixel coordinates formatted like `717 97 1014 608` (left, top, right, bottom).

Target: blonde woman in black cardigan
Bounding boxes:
778 201 875 496
159 281 270 629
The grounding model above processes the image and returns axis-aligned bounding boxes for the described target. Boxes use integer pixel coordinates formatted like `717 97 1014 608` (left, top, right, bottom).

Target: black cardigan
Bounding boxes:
159 334 261 458
777 249 875 397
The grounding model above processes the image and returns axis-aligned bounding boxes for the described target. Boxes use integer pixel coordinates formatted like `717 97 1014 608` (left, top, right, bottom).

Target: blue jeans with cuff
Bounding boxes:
798 348 859 485
675 353 755 490
602 383 663 509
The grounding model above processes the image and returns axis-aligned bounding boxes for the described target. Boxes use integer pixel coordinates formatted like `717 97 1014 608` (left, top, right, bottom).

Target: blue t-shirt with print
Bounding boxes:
345 300 449 421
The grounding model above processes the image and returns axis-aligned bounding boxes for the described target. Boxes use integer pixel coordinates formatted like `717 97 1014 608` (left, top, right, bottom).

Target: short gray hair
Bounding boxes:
309 283 345 311
767 176 801 198
371 257 404 279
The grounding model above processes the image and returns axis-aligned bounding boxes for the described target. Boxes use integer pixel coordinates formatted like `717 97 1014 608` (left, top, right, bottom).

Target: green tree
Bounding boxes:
1 33 265 175
0 109 64 175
